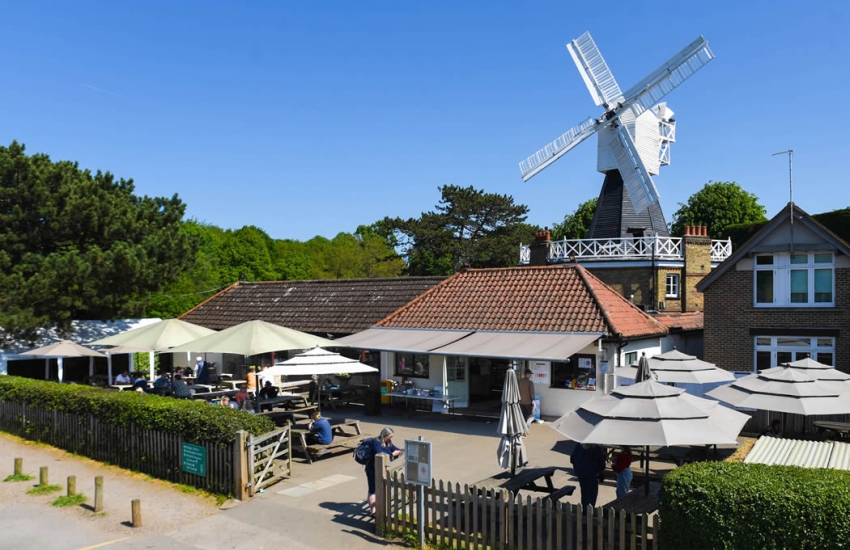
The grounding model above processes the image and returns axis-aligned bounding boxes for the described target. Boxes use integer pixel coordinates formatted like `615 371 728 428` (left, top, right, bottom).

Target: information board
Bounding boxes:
530 361 551 385
405 439 432 486
181 442 207 476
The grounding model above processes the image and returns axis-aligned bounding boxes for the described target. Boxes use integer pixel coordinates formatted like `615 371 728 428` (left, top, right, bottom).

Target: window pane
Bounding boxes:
756 351 772 371
756 255 774 265
777 352 793 365
625 352 637 365
814 269 832 303
817 338 834 348
756 337 772 346
814 253 832 264
790 270 808 303
756 271 774 303
790 254 807 264
816 353 834 366
777 337 810 347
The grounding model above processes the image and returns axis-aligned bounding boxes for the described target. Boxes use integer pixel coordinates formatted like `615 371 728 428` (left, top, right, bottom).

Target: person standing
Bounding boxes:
612 446 634 499
518 368 542 428
364 427 402 517
571 442 607 507
194 357 204 378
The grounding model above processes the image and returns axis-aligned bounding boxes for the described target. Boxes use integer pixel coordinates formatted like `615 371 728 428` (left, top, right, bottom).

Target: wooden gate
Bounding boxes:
247 425 292 495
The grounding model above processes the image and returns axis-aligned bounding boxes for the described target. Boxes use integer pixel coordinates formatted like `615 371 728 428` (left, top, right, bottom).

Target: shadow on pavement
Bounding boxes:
319 500 398 546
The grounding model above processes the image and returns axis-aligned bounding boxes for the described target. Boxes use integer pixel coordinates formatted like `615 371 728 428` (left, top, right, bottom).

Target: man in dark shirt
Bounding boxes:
258 381 279 411
571 443 607 507
518 368 536 428
172 374 194 398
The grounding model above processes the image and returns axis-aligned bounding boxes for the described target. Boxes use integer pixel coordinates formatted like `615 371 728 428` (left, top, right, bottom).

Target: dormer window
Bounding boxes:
754 252 834 307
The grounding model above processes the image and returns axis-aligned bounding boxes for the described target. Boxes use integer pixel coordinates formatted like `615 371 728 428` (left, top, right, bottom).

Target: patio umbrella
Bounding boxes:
168 320 337 357
496 368 528 476
618 349 736 385
20 340 105 382
262 347 377 412
88 318 216 351
707 366 850 416
780 358 850 386
552 380 749 494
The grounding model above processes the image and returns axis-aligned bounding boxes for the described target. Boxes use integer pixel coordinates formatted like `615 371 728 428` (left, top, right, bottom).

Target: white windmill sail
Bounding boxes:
519 32 715 215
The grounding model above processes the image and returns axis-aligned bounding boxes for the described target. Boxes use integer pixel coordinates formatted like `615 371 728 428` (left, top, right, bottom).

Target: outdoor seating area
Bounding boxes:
291 418 363 464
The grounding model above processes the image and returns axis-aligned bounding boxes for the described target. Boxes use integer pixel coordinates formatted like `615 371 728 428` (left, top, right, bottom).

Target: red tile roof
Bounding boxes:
375 265 667 339
180 277 445 335
654 312 704 332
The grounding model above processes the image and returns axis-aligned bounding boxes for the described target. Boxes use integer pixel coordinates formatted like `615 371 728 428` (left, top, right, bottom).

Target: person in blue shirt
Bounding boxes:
307 411 334 446
365 426 402 518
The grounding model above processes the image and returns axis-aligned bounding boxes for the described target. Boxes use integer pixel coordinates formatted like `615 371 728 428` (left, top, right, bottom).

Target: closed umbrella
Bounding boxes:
552 380 749 494
634 353 654 383
168 320 337 357
263 347 377 412
20 340 105 382
618 349 736 385
497 368 528 476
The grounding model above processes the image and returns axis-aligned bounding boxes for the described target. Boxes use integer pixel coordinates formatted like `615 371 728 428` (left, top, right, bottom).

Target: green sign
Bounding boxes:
181 442 207 476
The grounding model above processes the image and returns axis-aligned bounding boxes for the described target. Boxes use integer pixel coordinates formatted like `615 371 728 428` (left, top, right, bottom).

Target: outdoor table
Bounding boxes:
814 420 850 440
194 389 238 401
221 379 247 390
257 394 306 411
471 466 559 495
109 384 134 391
387 392 457 416
187 384 214 394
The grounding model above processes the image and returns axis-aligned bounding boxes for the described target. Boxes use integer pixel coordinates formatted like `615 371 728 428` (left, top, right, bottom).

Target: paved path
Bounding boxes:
0 409 634 550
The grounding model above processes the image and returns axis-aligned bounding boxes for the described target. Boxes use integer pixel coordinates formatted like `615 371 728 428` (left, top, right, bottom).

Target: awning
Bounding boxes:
334 328 472 353
432 332 601 361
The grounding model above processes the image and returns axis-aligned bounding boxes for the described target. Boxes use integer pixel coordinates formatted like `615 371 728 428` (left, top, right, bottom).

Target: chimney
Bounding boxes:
682 224 711 312
529 230 551 266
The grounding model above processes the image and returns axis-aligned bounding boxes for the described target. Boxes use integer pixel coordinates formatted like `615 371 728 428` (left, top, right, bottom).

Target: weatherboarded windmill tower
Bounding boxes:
520 32 714 239
519 32 732 317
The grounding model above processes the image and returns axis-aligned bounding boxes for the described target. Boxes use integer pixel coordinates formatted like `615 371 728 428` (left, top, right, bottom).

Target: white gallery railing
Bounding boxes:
519 236 733 264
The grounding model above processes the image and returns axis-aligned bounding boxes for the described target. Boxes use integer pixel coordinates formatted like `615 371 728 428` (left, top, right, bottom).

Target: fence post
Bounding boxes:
14 457 22 476
67 476 76 496
94 476 104 513
375 452 388 535
39 466 48 486
233 430 249 501
131 499 142 527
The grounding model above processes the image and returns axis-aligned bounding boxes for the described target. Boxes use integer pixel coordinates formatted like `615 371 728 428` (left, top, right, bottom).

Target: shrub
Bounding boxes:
659 461 850 549
0 376 274 445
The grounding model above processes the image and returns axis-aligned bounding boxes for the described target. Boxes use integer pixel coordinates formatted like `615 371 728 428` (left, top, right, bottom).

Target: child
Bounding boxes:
612 446 633 499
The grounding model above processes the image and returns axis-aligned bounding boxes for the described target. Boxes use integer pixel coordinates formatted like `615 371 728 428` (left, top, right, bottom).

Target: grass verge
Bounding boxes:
27 483 62 495
52 493 87 507
4 473 34 482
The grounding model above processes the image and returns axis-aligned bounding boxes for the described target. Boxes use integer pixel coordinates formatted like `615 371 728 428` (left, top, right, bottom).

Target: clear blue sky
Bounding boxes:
1 1 848 241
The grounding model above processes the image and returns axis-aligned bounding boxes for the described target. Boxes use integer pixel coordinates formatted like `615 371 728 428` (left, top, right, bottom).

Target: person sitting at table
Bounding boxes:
172 374 194 398
308 374 319 404
763 419 783 438
235 384 252 410
307 410 333 446
220 396 240 409
131 373 149 392
258 381 279 411
114 371 132 385
153 371 172 394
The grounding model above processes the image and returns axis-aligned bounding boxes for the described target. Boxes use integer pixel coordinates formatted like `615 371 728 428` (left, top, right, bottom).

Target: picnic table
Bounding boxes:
220 379 247 390
814 420 850 440
320 384 368 410
292 418 363 464
388 392 457 416
471 467 570 498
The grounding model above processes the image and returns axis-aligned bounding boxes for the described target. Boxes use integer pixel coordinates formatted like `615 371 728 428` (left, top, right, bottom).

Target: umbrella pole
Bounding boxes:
644 445 650 496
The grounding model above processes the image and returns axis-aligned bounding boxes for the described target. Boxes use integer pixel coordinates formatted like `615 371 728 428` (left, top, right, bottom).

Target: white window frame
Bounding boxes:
665 273 680 298
753 252 834 307
753 335 835 372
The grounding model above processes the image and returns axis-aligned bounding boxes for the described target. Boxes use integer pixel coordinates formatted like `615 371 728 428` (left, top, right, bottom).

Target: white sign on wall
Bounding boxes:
530 361 551 385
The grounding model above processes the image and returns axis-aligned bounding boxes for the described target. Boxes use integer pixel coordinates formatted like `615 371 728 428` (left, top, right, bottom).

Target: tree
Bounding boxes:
0 141 196 342
669 181 768 239
552 198 598 239
381 185 537 275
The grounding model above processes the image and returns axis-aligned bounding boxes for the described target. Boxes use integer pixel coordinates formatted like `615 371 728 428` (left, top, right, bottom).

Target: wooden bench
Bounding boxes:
545 484 576 501
293 419 363 464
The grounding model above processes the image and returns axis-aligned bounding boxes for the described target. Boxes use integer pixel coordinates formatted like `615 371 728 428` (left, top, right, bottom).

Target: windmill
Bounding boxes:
519 32 714 239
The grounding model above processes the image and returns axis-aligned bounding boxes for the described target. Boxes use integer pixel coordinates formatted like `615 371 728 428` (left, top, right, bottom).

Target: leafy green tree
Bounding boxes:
669 181 768 239
382 185 537 275
218 225 278 283
552 198 598 239
274 239 313 281
0 141 196 342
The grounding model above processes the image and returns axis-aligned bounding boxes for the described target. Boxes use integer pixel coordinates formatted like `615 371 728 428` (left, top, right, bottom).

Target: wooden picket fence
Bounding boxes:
375 455 658 550
0 400 239 495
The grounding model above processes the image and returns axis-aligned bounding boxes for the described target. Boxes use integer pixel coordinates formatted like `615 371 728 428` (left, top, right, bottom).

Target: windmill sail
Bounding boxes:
623 36 714 118
612 124 660 214
519 117 597 181
567 32 623 107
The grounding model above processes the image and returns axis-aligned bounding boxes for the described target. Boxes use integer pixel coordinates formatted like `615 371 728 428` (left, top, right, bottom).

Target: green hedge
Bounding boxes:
659 461 850 549
0 376 274 445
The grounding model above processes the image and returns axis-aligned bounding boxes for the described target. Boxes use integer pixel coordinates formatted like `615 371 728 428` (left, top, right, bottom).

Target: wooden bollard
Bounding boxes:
94 476 104 513
14 458 22 476
39 466 48 486
67 475 76 496
131 499 142 527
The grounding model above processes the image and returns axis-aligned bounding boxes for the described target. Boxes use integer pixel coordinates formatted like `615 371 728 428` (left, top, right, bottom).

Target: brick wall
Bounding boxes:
704 267 850 372
588 267 655 309
683 235 711 312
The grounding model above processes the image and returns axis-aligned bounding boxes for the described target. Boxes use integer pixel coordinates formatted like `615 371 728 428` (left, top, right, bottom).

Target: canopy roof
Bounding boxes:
20 340 105 358
88 319 216 351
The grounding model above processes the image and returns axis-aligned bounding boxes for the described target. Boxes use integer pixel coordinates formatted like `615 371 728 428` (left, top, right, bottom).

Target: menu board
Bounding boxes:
530 361 551 385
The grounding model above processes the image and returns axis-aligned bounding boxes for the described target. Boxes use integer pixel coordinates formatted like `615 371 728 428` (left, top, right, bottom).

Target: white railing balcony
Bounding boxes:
519 236 733 265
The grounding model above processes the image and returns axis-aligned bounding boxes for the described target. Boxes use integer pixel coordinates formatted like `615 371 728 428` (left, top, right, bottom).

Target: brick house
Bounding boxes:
697 203 850 373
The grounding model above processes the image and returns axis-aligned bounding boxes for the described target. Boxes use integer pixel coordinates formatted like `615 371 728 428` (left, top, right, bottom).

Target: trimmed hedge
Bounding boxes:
0 376 274 445
659 461 850 549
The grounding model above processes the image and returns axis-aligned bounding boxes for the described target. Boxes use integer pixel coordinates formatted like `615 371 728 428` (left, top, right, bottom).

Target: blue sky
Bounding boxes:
1 1 848 241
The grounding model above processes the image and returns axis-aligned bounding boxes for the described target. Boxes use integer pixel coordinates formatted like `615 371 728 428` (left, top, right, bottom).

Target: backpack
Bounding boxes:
354 438 375 465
